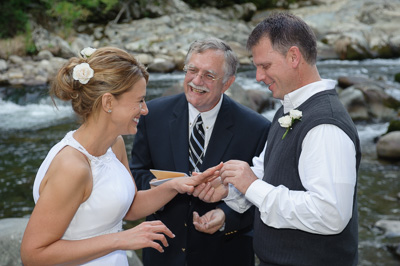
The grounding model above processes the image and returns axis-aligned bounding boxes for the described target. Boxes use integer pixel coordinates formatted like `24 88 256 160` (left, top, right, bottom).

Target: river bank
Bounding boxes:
1 0 400 87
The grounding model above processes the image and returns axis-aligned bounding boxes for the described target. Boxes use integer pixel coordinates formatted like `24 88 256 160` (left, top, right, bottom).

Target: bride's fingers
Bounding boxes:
192 163 224 183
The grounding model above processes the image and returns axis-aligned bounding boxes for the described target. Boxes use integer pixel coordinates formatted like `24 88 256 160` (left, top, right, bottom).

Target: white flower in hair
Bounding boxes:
73 63 94 84
80 47 96 58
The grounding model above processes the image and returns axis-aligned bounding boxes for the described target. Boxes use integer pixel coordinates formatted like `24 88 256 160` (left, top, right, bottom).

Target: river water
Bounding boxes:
1 59 400 265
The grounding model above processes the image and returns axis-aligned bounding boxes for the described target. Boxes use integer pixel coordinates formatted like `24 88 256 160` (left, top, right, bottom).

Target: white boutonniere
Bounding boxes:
278 109 302 140
73 63 94 84
80 47 96 58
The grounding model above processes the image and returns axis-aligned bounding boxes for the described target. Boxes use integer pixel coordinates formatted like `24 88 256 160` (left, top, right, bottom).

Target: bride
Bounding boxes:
20 46 221 265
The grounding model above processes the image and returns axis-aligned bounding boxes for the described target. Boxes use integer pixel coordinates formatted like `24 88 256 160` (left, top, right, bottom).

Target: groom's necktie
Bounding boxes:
189 114 205 173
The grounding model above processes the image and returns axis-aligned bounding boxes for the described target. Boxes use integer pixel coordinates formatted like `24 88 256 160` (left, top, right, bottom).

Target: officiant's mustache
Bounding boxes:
188 82 210 93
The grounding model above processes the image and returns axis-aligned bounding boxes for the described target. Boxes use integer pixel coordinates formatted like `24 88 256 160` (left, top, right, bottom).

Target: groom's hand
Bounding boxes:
192 177 228 203
220 160 257 194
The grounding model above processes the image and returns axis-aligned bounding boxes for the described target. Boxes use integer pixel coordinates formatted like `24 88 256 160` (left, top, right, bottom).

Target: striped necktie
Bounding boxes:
189 114 205 173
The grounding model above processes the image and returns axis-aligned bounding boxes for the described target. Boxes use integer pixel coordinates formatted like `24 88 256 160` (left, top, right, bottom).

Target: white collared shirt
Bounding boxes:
224 79 357 235
188 94 223 154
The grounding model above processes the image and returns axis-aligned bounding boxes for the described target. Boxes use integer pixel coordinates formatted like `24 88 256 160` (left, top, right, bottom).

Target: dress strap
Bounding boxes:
62 131 96 161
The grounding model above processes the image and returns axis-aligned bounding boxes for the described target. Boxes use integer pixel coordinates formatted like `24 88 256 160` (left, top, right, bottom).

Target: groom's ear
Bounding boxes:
287 46 301 68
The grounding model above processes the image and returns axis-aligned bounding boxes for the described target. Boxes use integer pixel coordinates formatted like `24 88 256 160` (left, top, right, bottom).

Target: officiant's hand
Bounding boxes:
193 208 225 234
192 177 228 203
220 160 257 194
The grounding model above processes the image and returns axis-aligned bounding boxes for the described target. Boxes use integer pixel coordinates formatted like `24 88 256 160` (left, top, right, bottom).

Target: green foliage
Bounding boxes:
0 0 301 39
24 22 37 55
0 0 31 38
40 0 119 28
0 0 120 39
46 1 90 29
387 119 400 133
181 0 298 9
395 73 400 83
0 0 302 47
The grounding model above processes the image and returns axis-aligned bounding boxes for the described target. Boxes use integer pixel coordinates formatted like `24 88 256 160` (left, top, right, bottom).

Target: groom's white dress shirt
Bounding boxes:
224 79 357 235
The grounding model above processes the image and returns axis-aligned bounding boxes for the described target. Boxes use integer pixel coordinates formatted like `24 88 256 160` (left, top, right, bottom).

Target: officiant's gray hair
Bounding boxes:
184 37 239 84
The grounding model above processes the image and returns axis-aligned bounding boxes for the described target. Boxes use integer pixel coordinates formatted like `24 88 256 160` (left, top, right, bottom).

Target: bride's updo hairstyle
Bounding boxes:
50 47 149 122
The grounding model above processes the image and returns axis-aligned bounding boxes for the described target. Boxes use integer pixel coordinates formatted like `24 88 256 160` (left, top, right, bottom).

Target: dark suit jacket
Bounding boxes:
130 93 270 266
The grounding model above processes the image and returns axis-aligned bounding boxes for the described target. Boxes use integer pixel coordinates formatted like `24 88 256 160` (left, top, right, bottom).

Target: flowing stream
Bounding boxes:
1 59 400 265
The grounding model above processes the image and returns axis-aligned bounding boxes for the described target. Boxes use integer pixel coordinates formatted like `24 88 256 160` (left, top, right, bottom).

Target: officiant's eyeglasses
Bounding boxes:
183 65 223 84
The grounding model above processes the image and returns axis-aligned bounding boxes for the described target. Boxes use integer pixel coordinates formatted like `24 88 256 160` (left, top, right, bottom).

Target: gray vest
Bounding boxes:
254 89 361 266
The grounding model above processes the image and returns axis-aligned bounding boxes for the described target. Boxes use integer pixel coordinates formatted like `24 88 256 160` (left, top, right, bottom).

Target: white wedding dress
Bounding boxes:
33 131 135 265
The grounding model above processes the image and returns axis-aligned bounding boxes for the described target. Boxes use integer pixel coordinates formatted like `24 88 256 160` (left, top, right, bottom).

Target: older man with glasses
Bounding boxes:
129 37 271 266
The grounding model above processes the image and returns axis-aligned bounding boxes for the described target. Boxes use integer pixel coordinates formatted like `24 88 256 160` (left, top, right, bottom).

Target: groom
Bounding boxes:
195 12 361 266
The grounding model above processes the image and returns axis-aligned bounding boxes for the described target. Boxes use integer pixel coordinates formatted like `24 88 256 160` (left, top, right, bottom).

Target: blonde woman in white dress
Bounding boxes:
20 47 221 266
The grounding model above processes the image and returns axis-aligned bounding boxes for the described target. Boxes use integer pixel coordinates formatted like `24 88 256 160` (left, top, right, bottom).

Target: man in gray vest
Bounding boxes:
194 12 361 265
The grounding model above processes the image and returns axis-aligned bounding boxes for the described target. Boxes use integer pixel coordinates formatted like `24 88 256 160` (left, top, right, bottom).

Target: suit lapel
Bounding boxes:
201 96 234 170
170 94 190 173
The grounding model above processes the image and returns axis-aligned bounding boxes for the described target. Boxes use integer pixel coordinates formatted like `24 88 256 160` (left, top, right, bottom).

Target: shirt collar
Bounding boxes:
188 94 223 129
281 79 337 114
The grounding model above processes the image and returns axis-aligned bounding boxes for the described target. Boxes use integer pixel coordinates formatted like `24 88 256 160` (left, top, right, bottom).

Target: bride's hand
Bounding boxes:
171 163 223 194
119 220 174 252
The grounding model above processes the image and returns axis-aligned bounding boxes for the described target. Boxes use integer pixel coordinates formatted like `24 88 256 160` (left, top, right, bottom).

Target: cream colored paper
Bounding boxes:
149 169 189 186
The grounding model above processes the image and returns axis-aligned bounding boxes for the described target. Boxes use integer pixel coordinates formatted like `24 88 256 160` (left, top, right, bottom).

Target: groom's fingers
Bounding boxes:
222 176 234 186
197 184 214 202
192 183 207 197
202 187 216 202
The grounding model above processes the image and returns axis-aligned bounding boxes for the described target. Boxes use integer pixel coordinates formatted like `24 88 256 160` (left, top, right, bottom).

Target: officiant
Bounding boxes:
129 37 271 266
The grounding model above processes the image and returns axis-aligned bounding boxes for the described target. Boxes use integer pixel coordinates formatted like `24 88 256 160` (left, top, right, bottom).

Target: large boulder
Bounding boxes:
356 83 400 121
147 57 176 73
104 5 255 70
286 0 400 60
31 25 75 58
339 82 400 122
128 0 191 19
376 131 400 160
375 219 400 238
337 76 373 89
339 87 369 121
0 59 7 72
374 219 400 259
243 0 400 60
0 218 28 266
